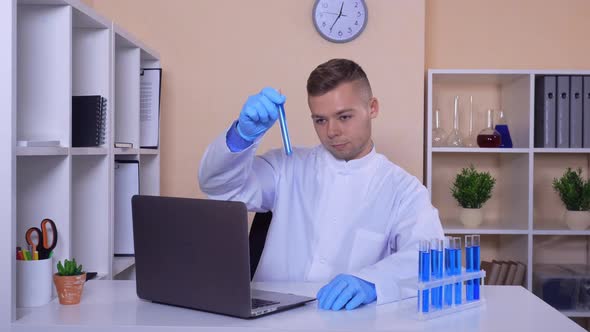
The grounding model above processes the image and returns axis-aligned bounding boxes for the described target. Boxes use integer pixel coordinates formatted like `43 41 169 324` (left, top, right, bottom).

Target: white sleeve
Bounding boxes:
197 127 282 212
352 182 444 305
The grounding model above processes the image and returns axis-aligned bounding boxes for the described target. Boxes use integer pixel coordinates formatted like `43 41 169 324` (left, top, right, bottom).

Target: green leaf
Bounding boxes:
553 168 590 211
450 165 496 209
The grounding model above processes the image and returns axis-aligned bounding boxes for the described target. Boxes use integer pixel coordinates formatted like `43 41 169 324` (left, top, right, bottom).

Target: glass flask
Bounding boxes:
463 96 478 147
432 109 447 147
477 109 502 148
445 96 464 147
494 109 513 148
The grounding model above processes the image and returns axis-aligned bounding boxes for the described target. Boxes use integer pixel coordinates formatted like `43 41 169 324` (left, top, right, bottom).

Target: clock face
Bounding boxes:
313 0 368 43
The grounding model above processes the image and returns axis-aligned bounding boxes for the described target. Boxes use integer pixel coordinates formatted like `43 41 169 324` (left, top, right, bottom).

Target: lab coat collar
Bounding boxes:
319 143 378 172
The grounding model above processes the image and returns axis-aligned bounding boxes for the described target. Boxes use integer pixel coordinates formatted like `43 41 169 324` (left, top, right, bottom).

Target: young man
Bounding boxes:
199 59 444 311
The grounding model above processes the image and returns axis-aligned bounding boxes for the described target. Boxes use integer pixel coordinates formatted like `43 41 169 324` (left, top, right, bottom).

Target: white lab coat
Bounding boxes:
198 127 444 305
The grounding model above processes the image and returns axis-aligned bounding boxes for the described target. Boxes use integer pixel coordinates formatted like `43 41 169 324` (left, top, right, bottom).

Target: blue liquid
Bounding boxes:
454 248 462 305
444 248 453 306
431 249 443 310
419 251 430 313
473 245 481 300
495 124 513 148
466 246 473 301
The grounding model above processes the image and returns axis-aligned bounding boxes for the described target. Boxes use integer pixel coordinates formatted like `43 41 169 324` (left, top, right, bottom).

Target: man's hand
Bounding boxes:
316 274 377 310
236 87 285 142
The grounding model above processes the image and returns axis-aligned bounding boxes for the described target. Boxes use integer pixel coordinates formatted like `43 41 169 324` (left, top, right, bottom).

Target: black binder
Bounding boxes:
72 95 107 147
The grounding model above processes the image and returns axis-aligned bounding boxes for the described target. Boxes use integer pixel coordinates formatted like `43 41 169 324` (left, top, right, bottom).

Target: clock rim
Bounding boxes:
312 0 368 43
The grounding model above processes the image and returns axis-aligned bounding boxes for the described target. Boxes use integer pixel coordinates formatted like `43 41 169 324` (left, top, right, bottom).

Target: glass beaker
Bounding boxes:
494 109 513 148
477 109 502 148
432 109 447 147
463 96 478 147
445 96 464 147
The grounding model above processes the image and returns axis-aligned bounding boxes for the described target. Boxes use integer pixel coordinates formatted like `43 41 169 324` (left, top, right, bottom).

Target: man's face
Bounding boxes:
308 81 379 161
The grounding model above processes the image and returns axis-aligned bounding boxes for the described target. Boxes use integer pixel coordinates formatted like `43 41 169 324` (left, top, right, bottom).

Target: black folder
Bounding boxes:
72 95 107 147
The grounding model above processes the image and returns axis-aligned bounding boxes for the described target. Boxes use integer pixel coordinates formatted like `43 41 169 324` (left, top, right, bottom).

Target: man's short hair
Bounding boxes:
306 58 372 99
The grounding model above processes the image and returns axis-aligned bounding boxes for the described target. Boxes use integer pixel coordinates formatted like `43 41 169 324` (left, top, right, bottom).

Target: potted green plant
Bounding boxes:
53 258 86 305
552 168 590 230
451 165 496 228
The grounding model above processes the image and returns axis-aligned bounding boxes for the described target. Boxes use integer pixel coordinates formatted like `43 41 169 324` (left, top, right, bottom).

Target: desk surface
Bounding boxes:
11 281 584 332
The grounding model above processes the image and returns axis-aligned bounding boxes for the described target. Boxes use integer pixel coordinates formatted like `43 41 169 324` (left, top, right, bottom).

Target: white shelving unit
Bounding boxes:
1 0 161 327
426 69 590 318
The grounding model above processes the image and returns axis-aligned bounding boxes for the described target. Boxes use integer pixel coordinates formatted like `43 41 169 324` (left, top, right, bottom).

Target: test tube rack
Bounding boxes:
400 269 486 320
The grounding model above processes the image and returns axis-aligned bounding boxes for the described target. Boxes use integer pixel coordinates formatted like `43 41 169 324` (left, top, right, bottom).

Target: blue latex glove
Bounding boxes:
316 274 377 311
236 87 286 141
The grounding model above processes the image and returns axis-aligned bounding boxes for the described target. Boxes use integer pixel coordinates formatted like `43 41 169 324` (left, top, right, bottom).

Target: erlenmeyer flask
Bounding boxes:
477 109 502 148
464 96 478 147
494 109 513 148
432 109 447 147
446 96 464 147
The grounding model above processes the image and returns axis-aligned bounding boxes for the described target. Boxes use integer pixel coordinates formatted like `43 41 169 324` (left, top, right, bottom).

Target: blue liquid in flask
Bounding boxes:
431 247 443 310
473 245 481 300
454 246 462 305
466 244 473 301
419 250 430 313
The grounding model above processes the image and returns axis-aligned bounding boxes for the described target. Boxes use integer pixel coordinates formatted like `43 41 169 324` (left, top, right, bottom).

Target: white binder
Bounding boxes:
114 160 139 255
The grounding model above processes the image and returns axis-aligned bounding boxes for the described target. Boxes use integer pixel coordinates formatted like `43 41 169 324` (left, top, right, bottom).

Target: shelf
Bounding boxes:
433 147 529 153
533 148 590 154
533 229 590 236
533 221 590 235
16 146 69 156
444 225 529 235
114 148 139 155
113 256 135 276
560 310 590 318
70 147 108 155
140 148 158 155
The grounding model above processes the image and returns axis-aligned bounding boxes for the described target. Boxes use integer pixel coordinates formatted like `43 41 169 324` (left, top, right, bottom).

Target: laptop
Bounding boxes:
131 195 315 318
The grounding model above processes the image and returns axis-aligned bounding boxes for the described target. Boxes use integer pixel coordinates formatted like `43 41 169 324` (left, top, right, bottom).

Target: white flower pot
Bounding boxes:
564 210 590 230
459 208 483 228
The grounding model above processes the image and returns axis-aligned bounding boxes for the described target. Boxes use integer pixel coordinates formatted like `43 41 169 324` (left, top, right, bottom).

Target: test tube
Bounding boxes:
444 237 453 307
277 103 292 156
465 235 473 301
472 235 481 300
418 240 430 313
453 237 462 305
431 239 443 310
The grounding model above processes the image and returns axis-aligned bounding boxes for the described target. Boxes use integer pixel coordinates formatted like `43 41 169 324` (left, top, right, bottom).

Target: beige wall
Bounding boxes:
84 0 590 199
426 0 590 70
84 0 426 198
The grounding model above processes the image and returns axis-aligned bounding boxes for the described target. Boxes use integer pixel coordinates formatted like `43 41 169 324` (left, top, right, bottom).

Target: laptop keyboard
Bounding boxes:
252 298 280 309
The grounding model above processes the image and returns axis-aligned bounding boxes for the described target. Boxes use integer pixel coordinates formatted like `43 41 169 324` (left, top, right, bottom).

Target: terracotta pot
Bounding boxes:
459 208 483 228
564 210 590 230
53 273 86 305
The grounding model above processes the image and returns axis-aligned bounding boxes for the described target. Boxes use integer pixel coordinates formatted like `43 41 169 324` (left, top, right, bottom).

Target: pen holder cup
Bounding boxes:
16 258 53 307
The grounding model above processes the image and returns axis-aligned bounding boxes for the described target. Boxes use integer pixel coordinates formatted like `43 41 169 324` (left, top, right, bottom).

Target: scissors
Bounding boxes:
25 218 58 260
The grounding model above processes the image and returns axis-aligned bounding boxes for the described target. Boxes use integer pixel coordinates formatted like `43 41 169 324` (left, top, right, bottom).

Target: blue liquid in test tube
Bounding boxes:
472 235 481 300
453 237 462 305
431 239 443 310
444 237 453 307
465 235 473 301
419 240 430 313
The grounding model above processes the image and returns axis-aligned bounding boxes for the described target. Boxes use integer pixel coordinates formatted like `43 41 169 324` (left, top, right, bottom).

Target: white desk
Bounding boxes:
11 281 585 332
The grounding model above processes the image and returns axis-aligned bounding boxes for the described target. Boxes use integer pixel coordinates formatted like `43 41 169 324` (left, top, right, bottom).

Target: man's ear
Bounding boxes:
368 97 379 119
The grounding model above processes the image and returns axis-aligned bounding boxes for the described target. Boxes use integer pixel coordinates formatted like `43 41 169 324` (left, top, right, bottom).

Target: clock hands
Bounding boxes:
329 1 345 33
322 11 348 17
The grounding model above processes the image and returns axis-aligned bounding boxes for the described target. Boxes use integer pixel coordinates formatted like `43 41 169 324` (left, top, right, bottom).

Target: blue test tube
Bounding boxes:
418 240 430 313
453 237 462 305
277 103 292 156
465 235 473 301
444 237 453 307
472 235 481 300
431 239 443 310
